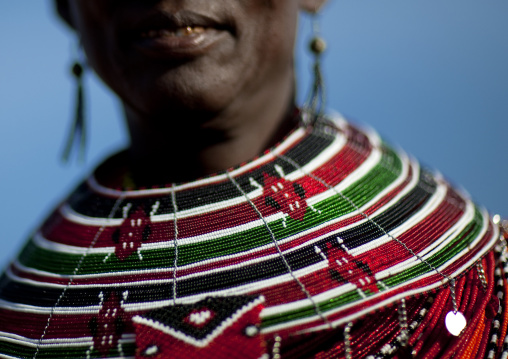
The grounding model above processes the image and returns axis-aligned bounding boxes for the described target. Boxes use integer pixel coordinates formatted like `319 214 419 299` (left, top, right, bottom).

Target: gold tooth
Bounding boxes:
143 26 208 38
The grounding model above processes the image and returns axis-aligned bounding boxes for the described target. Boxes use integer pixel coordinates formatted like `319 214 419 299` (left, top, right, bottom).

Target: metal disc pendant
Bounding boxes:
445 311 467 336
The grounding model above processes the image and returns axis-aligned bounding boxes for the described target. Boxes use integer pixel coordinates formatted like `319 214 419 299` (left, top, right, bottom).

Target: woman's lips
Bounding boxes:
140 26 207 38
133 27 229 59
125 11 232 60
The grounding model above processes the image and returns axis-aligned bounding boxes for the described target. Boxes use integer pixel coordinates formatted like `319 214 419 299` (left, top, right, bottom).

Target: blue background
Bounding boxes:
1 1 507 267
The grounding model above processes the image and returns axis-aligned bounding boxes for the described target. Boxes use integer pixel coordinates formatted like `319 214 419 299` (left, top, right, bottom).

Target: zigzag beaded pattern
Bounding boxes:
0 114 499 358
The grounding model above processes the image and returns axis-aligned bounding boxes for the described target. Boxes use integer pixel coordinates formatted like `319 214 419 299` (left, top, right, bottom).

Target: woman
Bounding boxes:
0 1 506 358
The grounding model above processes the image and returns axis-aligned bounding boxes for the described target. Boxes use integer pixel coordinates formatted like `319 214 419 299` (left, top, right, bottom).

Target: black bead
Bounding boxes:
72 62 83 78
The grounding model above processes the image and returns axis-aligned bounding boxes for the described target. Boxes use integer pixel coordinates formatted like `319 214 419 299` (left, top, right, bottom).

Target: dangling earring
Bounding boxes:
304 12 327 127
62 55 87 164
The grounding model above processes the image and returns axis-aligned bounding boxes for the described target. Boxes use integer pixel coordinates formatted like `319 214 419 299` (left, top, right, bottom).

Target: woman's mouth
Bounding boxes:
126 11 233 59
140 26 207 38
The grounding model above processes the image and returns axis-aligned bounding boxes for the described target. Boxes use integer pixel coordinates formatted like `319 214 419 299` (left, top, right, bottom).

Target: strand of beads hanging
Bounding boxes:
306 36 326 125
304 13 327 127
344 322 353 359
398 299 409 348
497 219 508 359
272 335 282 359
477 261 489 291
485 260 504 359
62 61 86 163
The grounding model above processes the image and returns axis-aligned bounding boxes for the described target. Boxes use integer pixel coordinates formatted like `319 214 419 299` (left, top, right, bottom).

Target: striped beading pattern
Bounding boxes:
0 114 502 358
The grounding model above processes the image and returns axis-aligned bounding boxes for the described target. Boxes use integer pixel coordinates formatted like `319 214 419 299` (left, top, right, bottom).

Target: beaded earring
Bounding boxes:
304 12 327 127
62 59 87 163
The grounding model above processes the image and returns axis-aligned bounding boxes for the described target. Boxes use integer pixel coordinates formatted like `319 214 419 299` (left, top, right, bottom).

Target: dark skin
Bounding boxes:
56 0 327 185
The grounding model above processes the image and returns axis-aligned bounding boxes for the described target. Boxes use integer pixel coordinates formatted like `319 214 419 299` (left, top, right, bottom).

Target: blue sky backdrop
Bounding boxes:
1 1 507 267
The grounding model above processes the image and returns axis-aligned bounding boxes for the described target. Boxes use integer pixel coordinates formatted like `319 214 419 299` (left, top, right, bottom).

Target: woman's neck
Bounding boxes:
122 77 298 185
